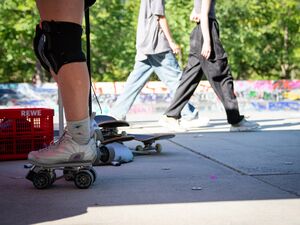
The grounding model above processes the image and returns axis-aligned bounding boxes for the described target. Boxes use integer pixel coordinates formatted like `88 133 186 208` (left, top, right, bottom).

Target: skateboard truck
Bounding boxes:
130 133 175 154
136 142 162 153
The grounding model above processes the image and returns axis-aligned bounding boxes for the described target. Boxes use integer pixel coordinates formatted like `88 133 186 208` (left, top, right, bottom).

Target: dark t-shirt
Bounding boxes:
194 0 216 19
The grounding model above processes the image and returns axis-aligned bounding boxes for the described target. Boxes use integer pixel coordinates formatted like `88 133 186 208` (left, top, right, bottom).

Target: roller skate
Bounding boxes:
26 131 98 189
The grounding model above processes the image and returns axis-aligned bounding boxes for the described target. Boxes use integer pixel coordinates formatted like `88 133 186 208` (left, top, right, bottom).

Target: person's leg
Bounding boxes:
163 53 203 119
202 58 243 124
151 51 198 120
161 25 205 120
110 59 154 120
200 20 243 125
202 58 259 131
28 0 96 164
37 0 90 126
201 20 259 131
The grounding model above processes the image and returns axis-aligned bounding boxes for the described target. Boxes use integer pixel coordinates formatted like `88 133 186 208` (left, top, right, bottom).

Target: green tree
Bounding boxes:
217 0 300 79
0 0 299 82
0 0 38 83
89 0 139 81
166 0 194 67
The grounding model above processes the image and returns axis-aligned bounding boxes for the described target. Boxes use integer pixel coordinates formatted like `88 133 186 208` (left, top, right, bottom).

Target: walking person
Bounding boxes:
110 0 209 129
161 0 260 131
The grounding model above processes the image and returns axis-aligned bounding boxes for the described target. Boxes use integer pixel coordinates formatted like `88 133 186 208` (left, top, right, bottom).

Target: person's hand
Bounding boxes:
190 10 201 23
170 41 181 54
201 41 211 59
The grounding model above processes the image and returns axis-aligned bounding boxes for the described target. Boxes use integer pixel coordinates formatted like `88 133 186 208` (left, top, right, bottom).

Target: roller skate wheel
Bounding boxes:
135 145 143 151
74 170 94 189
89 167 97 183
33 171 51 189
155 143 162 153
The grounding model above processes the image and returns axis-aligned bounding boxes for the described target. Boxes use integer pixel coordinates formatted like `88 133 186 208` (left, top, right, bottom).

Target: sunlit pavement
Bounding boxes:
0 111 299 225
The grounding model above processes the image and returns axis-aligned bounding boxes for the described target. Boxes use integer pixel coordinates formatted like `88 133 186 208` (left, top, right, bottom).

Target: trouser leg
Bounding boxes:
164 53 203 119
151 51 198 119
201 58 243 124
199 19 243 125
110 59 153 119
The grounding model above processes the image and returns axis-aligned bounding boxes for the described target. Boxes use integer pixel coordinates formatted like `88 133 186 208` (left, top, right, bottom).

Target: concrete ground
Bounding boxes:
0 111 299 225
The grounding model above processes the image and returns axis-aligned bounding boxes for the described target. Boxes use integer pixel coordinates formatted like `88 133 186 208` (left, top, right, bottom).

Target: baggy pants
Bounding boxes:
165 19 244 125
110 51 198 120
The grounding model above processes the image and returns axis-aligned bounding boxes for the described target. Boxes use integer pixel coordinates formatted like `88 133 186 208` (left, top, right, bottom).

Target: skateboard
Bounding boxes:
94 115 129 139
94 115 117 123
130 133 175 153
26 161 97 189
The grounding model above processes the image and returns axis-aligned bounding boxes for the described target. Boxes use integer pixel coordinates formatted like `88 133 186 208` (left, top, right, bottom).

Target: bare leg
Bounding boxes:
36 0 89 122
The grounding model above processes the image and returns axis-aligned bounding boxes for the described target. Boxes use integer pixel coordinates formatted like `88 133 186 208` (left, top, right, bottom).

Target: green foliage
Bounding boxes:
217 0 300 79
165 0 194 67
0 0 39 82
0 0 299 82
89 0 139 81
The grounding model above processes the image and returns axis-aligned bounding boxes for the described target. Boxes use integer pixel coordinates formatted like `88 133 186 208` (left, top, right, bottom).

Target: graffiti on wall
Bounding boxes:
1 80 300 115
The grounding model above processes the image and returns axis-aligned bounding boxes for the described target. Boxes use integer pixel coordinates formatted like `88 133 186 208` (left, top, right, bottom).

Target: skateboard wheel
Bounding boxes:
89 167 97 183
74 170 94 189
155 143 162 153
135 145 143 151
99 146 110 163
33 171 51 189
63 167 74 181
121 131 127 136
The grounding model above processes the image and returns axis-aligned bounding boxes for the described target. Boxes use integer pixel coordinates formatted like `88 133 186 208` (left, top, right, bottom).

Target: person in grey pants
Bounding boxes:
110 0 208 129
161 0 260 132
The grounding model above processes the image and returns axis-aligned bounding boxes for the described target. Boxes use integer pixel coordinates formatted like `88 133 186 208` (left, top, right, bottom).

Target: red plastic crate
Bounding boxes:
0 108 54 160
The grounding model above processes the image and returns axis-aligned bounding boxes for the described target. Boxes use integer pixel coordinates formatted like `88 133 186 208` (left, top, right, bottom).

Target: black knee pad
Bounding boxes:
33 21 86 74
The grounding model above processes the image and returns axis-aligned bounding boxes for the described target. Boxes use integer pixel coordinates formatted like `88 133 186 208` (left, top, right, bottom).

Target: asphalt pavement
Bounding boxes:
0 111 299 225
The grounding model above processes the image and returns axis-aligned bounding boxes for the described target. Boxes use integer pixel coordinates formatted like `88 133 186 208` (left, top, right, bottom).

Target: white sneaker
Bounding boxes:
159 115 186 132
230 118 260 132
28 132 97 165
180 117 210 129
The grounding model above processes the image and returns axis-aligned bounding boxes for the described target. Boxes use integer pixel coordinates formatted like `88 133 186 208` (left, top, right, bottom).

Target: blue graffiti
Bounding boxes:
252 101 300 111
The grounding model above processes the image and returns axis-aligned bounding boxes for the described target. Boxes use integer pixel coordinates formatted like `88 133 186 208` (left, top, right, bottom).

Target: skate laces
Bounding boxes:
39 130 71 152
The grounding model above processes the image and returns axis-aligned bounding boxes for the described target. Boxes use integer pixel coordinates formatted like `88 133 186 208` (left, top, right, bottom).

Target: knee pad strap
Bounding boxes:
85 0 96 10
33 21 86 74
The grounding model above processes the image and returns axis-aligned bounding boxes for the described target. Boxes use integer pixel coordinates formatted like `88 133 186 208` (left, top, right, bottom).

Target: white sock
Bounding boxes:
67 117 90 145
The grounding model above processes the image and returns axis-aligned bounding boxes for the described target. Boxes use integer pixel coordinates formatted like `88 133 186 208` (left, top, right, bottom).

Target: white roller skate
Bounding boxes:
26 131 98 189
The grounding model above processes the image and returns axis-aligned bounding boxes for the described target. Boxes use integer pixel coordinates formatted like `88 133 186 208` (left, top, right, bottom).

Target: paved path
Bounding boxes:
0 111 299 225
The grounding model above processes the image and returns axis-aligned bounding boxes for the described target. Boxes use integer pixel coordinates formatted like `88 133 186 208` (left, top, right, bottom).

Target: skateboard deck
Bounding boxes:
130 133 175 153
98 120 129 128
94 115 117 124
94 115 129 139
101 135 134 145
